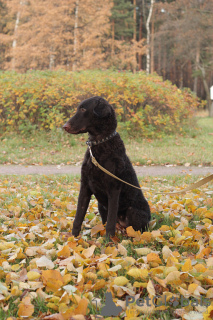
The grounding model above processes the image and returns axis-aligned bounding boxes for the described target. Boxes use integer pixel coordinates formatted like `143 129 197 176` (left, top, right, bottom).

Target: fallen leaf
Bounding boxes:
18 296 34 317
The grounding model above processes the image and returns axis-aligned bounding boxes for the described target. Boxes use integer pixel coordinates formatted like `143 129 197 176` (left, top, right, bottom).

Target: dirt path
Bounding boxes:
0 165 212 176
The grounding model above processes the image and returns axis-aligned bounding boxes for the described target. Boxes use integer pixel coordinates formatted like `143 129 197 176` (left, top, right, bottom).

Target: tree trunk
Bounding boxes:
133 0 137 73
163 49 166 80
157 42 161 74
111 20 115 64
139 12 143 70
193 43 200 94
12 1 23 71
150 16 154 73
146 0 155 75
210 102 213 118
73 0 79 72
199 65 212 117
49 47 55 70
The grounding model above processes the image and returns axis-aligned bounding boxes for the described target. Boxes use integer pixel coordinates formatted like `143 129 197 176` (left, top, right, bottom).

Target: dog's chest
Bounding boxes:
83 153 111 195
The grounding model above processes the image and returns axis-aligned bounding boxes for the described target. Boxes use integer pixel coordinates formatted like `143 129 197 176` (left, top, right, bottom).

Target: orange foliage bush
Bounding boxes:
0 70 200 137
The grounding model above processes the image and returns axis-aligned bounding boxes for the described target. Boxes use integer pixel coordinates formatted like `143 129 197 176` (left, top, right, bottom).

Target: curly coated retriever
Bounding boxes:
63 96 151 237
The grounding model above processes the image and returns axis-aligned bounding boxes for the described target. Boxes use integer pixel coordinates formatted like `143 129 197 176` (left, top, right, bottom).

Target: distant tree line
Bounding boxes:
0 0 213 113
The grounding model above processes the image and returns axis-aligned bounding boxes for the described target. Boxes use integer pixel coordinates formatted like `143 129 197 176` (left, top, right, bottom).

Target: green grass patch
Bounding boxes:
1 117 212 166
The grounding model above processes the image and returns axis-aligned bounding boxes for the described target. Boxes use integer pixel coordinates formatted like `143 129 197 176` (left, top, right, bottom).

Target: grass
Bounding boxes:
0 117 212 166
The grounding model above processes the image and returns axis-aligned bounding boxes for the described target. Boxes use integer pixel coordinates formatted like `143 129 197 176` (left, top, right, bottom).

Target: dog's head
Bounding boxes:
63 96 116 135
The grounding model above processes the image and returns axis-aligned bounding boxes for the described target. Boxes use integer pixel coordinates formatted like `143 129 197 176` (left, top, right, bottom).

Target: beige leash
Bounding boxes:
88 146 213 195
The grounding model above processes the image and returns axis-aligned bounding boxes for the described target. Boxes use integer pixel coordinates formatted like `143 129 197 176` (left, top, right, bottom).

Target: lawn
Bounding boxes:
0 174 212 319
1 117 213 166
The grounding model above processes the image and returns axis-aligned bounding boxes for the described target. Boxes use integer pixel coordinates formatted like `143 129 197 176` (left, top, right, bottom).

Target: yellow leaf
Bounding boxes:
204 304 213 320
153 276 166 288
46 302 59 311
206 288 213 298
182 259 193 272
121 257 136 267
127 268 148 279
165 271 181 285
194 264 206 273
63 273 72 285
185 199 194 206
117 244 127 257
114 276 129 286
164 266 178 277
59 303 68 313
11 286 21 296
162 246 173 262
105 246 118 257
134 247 151 256
176 287 189 299
11 264 20 272
205 211 213 220
188 283 198 294
133 282 147 288
84 272 97 281
147 279 155 296
125 307 139 319
27 271 40 281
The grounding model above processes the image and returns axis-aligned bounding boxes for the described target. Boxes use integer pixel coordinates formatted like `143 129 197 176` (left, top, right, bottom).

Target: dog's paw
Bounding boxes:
106 229 115 239
72 229 80 237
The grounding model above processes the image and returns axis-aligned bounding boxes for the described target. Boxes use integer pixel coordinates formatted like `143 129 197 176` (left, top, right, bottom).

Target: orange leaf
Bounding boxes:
18 297 34 317
57 245 71 259
74 298 88 315
91 224 105 237
140 232 153 242
196 247 211 259
126 226 141 241
91 279 106 290
42 270 64 292
147 253 162 264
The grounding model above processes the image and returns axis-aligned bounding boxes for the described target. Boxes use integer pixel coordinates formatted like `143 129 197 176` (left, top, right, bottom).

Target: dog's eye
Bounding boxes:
81 108 86 112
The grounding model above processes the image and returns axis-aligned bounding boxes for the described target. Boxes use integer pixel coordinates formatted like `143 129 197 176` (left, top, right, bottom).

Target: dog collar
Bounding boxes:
86 131 117 147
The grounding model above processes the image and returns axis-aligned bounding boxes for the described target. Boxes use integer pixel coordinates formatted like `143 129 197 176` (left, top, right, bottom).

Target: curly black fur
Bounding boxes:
63 96 151 237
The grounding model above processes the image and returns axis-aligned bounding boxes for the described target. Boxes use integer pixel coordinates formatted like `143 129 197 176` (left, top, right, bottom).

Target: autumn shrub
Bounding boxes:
0 70 200 137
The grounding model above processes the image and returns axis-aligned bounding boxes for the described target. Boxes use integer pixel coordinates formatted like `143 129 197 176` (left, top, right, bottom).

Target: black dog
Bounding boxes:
63 96 150 237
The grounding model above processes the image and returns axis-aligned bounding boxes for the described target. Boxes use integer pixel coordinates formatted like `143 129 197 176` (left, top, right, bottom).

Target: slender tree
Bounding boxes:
146 0 154 75
0 0 9 69
72 0 79 71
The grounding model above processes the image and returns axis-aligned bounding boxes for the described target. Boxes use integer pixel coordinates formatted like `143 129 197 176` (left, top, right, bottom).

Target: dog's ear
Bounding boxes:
93 100 112 118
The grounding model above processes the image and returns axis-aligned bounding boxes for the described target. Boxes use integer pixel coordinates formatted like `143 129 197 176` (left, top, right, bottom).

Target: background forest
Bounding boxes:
0 0 213 107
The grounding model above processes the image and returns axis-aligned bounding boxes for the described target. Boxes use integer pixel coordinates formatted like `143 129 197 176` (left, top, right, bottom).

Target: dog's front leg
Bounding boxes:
72 185 92 236
106 189 121 237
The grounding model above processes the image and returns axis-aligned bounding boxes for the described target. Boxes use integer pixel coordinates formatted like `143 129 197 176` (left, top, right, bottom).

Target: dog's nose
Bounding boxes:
63 123 71 133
